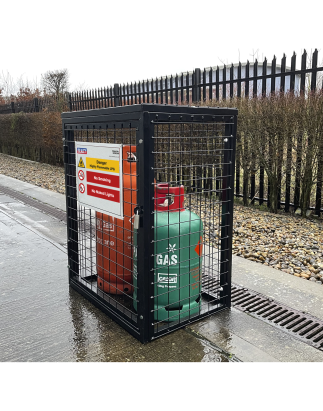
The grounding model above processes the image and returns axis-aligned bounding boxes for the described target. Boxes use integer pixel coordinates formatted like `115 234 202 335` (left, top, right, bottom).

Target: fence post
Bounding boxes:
114 83 120 107
11 102 15 113
68 93 73 111
311 48 318 91
192 68 201 103
33 98 39 112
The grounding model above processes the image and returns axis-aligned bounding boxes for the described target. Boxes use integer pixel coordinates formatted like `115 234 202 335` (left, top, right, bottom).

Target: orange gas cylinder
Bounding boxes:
96 145 137 295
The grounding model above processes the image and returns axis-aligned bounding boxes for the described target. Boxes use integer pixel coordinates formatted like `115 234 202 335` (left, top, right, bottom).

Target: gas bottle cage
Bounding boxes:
63 104 237 343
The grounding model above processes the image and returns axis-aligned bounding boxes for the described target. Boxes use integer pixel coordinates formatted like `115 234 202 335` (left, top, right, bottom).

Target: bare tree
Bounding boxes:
0 88 5 104
41 69 69 96
249 48 260 63
0 71 16 102
72 81 89 93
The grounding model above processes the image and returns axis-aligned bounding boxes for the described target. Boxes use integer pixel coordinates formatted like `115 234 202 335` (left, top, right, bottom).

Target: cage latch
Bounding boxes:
133 207 140 230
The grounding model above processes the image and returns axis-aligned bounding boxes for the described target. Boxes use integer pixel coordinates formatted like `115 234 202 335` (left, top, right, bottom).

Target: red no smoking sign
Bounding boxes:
78 170 85 180
79 183 85 194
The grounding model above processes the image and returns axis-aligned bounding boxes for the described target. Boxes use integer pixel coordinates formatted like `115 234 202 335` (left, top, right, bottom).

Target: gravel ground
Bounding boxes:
232 205 323 286
0 153 65 194
1 152 323 286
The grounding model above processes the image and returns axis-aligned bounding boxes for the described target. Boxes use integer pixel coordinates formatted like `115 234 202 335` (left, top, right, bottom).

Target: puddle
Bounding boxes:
200 341 230 362
68 289 232 362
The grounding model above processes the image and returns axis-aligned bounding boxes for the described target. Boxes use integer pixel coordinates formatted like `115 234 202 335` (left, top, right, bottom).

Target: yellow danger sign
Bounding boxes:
78 157 85 168
86 157 119 173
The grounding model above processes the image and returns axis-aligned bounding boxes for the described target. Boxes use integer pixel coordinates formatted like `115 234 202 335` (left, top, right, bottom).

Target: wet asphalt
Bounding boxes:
1 174 323 362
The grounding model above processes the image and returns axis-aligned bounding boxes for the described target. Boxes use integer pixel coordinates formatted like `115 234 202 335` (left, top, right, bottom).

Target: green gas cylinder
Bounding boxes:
133 185 203 322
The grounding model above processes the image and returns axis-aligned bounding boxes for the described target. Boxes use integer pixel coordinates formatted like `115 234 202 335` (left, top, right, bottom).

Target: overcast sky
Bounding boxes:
0 47 323 90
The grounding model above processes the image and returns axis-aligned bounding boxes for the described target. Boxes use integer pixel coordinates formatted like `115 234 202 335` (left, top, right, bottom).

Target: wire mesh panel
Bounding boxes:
62 104 237 343
146 112 237 339
63 117 140 337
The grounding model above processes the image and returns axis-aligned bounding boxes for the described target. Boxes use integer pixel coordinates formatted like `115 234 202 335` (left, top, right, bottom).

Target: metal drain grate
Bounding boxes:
201 273 222 297
0 184 66 222
231 284 323 350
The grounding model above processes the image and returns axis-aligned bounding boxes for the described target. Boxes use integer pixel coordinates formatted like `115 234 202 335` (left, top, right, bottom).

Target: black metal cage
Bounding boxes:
62 104 237 343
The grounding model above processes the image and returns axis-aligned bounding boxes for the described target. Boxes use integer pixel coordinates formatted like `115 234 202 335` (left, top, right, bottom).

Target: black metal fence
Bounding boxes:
0 94 69 114
2 49 323 216
68 49 323 111
62 104 237 342
0 98 40 114
2 49 322 115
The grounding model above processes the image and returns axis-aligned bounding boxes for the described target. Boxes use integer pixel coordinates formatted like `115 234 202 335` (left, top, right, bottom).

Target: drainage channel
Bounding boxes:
231 284 323 351
2 183 323 352
0 184 67 222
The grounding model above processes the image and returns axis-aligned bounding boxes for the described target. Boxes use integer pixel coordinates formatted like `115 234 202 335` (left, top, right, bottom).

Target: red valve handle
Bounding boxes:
155 184 185 212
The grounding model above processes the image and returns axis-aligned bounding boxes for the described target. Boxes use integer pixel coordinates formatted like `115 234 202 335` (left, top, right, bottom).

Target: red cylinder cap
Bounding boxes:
155 185 185 212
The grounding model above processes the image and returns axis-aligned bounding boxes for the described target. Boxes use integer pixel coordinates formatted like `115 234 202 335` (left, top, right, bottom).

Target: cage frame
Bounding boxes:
62 104 238 343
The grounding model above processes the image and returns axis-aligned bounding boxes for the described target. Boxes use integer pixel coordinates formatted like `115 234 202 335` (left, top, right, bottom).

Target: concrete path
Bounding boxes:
1 174 322 362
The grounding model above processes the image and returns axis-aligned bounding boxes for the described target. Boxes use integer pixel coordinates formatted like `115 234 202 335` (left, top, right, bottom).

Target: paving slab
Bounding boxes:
0 199 67 248
188 308 323 362
0 174 66 211
232 255 323 320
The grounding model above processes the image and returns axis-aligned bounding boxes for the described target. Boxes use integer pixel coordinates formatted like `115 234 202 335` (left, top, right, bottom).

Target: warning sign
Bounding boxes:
79 183 85 194
75 142 123 218
78 157 85 168
86 158 119 173
87 184 120 202
78 170 85 180
87 171 119 188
